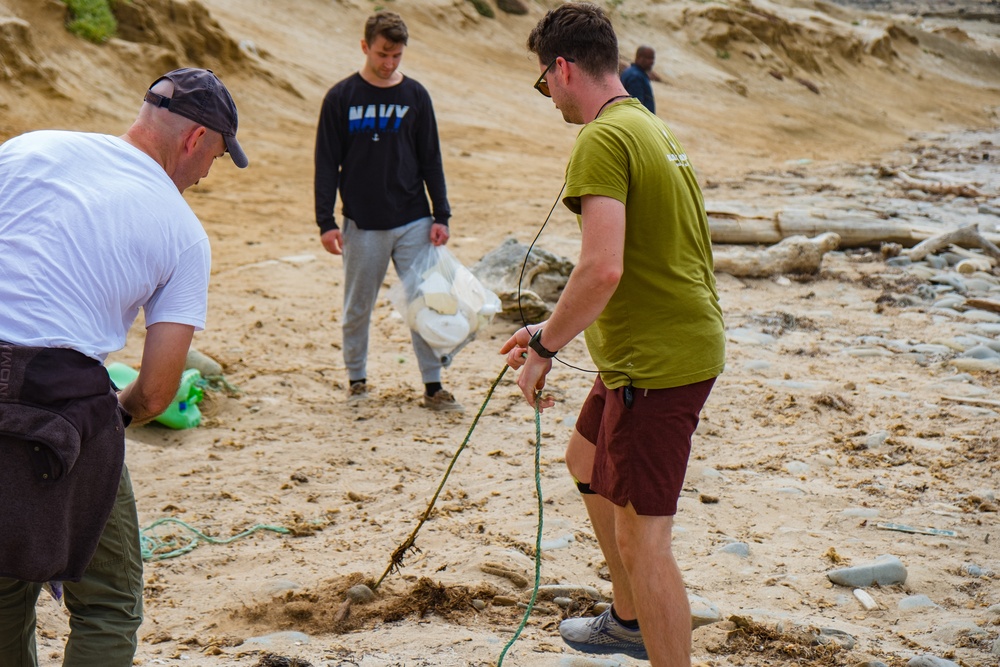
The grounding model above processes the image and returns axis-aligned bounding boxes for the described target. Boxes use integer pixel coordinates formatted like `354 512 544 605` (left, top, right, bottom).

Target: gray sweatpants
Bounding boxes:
341 216 443 385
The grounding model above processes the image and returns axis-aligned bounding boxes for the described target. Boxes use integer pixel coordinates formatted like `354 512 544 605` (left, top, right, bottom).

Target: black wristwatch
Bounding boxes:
528 329 557 359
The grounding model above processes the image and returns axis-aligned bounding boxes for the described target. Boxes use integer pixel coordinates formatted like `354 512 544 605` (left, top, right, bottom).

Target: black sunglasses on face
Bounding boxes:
534 56 575 97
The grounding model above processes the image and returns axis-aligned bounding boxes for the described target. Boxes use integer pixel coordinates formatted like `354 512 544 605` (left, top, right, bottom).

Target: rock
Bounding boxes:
471 238 573 321
536 584 602 601
785 460 809 474
243 631 311 647
346 584 375 604
472 599 486 611
689 593 722 628
186 347 223 376
961 344 1000 360
815 627 856 650
898 594 937 610
863 431 890 448
827 555 907 587
716 542 751 557
906 656 960 667
853 588 879 610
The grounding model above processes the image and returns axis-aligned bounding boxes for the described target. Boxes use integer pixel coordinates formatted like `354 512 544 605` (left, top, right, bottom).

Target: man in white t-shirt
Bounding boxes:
0 68 247 667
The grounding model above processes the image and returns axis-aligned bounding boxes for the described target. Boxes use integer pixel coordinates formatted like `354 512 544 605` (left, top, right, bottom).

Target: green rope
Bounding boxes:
374 364 511 589
140 517 290 561
496 395 544 666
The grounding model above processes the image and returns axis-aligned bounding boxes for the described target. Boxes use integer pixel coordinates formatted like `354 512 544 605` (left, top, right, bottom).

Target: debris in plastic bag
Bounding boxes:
389 245 501 364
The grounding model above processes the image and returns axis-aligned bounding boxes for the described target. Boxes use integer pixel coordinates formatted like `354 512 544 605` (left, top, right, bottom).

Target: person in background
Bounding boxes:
502 4 724 665
620 45 656 113
314 11 462 412
0 67 247 667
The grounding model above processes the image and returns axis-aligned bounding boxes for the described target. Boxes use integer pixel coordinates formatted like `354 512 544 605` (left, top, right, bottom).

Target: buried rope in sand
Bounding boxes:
140 517 290 561
367 362 546 666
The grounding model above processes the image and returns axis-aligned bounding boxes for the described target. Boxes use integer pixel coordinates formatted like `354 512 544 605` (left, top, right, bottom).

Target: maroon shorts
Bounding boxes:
576 377 716 516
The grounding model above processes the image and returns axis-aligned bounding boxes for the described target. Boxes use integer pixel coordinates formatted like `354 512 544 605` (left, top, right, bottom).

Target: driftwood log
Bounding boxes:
904 223 1000 262
965 298 1000 314
895 171 985 198
708 207 1000 250
707 207 917 248
713 232 841 277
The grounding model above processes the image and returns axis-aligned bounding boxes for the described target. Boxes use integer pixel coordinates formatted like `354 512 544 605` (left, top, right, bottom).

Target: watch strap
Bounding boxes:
528 329 557 359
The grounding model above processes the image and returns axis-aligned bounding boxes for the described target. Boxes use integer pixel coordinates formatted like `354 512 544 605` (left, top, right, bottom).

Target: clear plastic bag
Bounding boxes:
389 245 501 364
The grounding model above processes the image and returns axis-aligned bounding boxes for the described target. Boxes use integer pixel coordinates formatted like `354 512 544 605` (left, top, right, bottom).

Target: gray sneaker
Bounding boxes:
347 381 368 402
559 607 647 660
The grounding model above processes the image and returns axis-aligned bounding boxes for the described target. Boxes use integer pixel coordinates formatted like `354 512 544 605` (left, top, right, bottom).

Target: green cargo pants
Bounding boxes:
0 466 143 667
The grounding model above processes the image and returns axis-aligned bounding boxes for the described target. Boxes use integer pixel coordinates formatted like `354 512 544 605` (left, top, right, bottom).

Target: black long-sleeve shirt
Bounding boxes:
314 73 450 233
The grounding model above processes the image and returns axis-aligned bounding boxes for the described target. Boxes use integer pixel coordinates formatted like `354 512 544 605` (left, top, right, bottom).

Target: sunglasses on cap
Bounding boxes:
534 56 575 97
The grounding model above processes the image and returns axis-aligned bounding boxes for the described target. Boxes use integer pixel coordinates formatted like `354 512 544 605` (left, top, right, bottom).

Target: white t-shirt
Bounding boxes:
0 130 211 361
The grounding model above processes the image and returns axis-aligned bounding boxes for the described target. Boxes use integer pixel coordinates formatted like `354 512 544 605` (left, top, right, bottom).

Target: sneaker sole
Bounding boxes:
562 638 648 661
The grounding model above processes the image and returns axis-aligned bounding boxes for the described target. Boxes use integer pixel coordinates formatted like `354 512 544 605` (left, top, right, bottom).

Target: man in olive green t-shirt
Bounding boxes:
501 4 724 665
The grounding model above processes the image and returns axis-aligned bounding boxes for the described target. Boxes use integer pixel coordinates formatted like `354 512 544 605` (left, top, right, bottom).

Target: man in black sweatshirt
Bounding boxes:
314 10 461 411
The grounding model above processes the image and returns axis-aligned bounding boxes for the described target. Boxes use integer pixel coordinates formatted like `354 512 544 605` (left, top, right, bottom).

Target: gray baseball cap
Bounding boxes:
144 67 248 168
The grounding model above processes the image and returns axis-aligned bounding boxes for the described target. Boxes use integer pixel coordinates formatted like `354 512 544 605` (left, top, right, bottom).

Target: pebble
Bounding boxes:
907 656 960 667
743 359 772 370
185 347 223 377
827 554 907 587
853 588 879 610
863 431 890 449
553 596 573 608
898 594 937 610
785 460 809 474
471 599 486 611
689 593 722 628
536 584 602 600
911 343 953 356
243 631 311 646
951 357 1000 371
856 662 889 667
932 296 965 309
963 309 1000 322
541 534 575 550
843 347 894 357
346 584 375 604
716 542 750 558
962 344 1000 360
960 563 984 577
726 328 776 345
815 627 856 650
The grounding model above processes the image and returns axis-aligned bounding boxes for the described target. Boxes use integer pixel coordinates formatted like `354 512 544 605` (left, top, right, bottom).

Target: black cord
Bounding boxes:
515 183 633 388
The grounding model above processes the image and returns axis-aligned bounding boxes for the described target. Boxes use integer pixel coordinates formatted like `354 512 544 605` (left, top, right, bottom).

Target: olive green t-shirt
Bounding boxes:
563 98 725 389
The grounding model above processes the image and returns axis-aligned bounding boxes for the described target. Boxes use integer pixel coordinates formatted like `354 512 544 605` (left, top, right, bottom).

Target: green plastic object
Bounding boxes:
106 362 204 429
